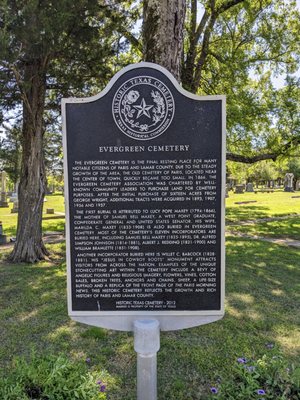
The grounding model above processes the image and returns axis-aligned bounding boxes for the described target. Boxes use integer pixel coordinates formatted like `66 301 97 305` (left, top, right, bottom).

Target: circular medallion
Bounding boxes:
112 76 175 140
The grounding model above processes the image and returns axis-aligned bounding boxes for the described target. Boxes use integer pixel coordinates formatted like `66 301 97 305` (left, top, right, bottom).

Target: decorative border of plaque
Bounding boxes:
62 62 226 332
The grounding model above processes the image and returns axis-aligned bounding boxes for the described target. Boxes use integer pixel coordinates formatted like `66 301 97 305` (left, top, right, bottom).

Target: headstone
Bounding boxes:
0 192 9 208
62 62 225 332
295 180 300 191
9 192 18 203
46 208 55 214
245 182 254 192
235 184 245 194
0 171 9 207
0 221 7 244
284 173 294 192
11 200 18 213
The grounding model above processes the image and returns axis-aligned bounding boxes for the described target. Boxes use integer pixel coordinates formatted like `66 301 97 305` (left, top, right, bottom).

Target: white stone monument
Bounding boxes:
284 173 294 192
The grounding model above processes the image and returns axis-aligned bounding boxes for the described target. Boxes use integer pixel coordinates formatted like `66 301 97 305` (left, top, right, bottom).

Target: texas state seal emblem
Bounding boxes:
112 76 175 140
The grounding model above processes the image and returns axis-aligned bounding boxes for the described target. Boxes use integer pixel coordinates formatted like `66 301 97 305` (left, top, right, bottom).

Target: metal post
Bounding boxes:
134 319 160 400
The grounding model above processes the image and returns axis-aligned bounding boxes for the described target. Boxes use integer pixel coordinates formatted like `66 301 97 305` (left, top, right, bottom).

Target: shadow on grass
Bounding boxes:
226 205 271 222
0 239 299 399
42 215 65 221
42 219 65 233
227 217 300 240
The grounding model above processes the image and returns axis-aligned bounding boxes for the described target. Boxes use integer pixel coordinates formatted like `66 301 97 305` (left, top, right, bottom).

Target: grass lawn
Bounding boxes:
227 216 300 240
0 193 65 238
0 191 299 399
226 190 300 223
226 190 300 240
0 240 299 399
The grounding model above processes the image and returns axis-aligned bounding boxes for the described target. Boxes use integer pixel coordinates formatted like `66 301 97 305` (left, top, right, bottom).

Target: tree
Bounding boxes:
247 161 280 185
0 123 22 186
0 0 136 262
143 0 186 81
139 0 300 163
286 155 300 181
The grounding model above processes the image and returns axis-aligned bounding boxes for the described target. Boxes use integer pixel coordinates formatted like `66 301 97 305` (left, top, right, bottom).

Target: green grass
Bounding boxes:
226 190 300 223
44 192 65 213
0 238 299 399
0 193 65 237
226 190 300 239
227 216 300 239
0 190 299 399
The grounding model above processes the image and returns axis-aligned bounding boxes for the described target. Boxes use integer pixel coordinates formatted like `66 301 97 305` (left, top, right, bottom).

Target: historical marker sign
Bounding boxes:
62 62 226 331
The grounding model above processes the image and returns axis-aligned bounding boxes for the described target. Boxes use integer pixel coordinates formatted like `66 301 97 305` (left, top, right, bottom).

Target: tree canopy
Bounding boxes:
0 123 21 185
0 0 138 262
140 0 300 163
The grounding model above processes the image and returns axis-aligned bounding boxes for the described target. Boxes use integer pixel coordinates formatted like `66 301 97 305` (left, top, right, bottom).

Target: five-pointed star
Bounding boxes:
133 98 153 119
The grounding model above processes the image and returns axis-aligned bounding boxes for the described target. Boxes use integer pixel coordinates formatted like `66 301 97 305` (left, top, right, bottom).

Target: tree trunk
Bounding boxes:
9 59 49 263
143 0 186 82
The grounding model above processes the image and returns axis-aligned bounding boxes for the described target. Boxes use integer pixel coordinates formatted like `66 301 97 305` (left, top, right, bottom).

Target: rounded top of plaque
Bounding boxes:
62 63 225 142
62 62 225 105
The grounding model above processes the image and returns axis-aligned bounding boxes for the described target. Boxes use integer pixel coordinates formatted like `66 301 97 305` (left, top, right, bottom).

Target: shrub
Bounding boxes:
208 352 300 399
0 353 107 400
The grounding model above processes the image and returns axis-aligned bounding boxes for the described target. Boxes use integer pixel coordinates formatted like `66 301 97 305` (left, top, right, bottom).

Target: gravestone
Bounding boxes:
0 192 9 208
246 182 254 192
0 171 9 208
0 221 7 244
235 184 245 194
62 62 226 332
295 180 300 191
11 200 18 213
284 173 294 192
228 179 235 190
9 193 18 203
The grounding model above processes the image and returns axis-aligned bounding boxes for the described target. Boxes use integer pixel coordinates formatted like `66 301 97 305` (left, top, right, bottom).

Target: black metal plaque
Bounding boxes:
63 63 225 319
